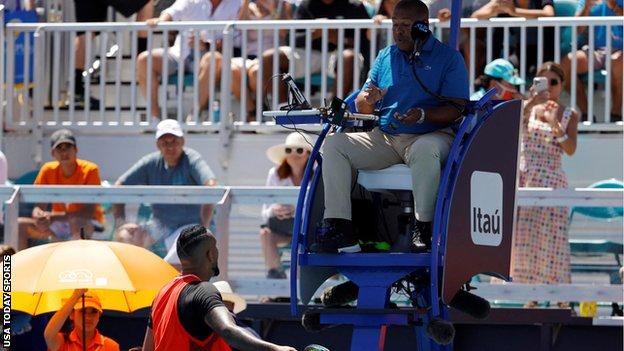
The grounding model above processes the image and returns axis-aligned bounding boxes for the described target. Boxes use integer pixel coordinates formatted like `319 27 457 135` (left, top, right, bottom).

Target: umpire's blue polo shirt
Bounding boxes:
362 34 469 135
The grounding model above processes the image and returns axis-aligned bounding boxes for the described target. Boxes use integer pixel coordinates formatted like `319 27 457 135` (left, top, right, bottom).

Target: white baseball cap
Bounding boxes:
155 119 184 139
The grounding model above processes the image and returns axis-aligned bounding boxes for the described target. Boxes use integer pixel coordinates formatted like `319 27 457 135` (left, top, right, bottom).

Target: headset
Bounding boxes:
408 21 466 116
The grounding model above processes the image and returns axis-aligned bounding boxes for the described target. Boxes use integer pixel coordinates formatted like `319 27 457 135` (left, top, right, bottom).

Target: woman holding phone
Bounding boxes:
514 61 578 308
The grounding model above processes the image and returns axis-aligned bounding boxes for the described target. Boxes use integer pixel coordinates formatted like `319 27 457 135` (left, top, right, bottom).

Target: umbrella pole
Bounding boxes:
82 295 86 351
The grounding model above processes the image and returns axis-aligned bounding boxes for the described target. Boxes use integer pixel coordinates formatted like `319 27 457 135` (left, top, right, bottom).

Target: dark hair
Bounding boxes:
535 61 565 82
276 160 292 179
394 0 429 18
276 157 310 180
378 0 398 17
0 245 15 256
176 225 215 260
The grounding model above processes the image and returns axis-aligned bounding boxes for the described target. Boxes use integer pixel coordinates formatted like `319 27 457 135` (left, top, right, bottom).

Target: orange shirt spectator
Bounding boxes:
35 159 104 223
18 129 104 249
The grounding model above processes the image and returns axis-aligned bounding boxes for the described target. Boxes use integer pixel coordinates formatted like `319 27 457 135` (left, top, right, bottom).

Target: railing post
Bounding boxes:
32 29 45 166
214 187 232 280
219 24 234 171
4 186 21 250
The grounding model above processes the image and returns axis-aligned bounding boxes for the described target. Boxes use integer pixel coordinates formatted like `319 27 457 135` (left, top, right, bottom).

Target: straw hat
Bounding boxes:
266 132 313 164
213 281 247 314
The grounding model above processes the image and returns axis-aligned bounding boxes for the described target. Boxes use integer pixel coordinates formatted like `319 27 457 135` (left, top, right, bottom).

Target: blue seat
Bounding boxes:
13 170 39 218
167 73 194 87
569 178 623 284
571 178 624 219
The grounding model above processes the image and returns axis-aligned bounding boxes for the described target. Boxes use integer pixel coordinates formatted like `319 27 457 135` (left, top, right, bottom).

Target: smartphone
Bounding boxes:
533 77 548 93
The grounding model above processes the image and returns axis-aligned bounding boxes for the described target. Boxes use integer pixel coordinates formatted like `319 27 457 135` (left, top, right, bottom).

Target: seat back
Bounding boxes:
571 178 624 219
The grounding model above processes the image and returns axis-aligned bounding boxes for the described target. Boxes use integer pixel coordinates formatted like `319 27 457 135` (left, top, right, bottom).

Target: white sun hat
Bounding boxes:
266 132 314 164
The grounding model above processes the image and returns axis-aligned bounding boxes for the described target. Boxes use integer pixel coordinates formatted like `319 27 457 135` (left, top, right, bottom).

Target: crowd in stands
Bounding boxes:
5 0 619 122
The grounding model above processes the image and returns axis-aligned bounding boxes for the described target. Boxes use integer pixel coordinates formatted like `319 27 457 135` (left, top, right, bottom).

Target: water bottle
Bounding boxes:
212 100 220 123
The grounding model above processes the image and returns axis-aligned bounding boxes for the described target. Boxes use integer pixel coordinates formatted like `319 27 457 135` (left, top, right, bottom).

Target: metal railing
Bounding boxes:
2 185 621 281
1 14 622 133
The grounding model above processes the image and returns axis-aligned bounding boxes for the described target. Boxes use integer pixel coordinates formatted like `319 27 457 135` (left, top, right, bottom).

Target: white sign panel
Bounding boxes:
470 171 503 246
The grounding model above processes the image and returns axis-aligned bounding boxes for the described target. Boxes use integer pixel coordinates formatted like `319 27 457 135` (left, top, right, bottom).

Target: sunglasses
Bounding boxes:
285 147 305 154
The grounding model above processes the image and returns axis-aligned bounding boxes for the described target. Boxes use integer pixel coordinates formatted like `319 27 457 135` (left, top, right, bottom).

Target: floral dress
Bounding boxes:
511 105 573 284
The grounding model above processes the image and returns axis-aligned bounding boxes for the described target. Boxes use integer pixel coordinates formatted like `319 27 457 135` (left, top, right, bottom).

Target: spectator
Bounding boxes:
317 0 469 253
430 0 489 72
471 0 555 75
260 132 312 279
232 0 294 120
367 0 400 48
72 0 153 109
470 58 525 100
44 289 119 351
138 0 242 123
250 0 372 103
560 0 623 122
17 129 104 250
113 119 217 256
515 61 578 308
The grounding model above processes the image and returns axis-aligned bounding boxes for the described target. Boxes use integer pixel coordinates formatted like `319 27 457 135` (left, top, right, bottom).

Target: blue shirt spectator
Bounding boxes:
362 34 469 134
117 147 215 230
113 120 217 254
577 0 623 50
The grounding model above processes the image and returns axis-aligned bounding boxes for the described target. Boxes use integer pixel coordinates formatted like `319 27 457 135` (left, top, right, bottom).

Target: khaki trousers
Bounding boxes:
322 127 454 222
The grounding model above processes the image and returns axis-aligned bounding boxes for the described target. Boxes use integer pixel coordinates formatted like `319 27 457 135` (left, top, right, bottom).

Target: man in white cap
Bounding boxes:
113 120 217 254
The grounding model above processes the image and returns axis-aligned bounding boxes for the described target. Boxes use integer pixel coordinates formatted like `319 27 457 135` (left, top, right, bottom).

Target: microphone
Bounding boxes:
448 289 491 320
410 21 430 63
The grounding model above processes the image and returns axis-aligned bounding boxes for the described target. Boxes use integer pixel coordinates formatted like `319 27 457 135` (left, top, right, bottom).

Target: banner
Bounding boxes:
4 7 37 84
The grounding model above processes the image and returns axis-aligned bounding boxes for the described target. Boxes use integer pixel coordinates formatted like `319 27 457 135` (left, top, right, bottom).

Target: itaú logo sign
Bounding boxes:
470 171 503 246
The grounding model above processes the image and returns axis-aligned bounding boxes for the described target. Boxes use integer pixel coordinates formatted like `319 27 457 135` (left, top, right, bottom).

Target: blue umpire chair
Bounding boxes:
264 85 522 350
263 0 523 348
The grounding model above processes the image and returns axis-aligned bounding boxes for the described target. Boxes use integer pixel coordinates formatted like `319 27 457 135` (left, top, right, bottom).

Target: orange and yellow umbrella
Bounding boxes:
11 239 179 315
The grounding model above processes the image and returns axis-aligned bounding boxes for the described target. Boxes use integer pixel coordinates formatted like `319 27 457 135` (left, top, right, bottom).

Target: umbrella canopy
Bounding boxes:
11 240 179 315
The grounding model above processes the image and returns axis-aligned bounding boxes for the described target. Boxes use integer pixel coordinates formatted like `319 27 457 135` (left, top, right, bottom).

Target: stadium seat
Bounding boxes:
569 178 623 284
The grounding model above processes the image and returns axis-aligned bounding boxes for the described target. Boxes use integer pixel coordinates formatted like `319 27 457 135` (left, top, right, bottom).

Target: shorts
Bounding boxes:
231 57 258 71
154 47 208 76
261 216 294 236
580 46 623 71
74 0 150 22
278 46 364 79
49 220 100 240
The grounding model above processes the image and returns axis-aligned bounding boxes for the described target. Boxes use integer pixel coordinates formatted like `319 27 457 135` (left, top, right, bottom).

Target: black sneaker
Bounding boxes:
267 268 287 279
321 280 359 307
316 218 361 253
410 220 432 253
